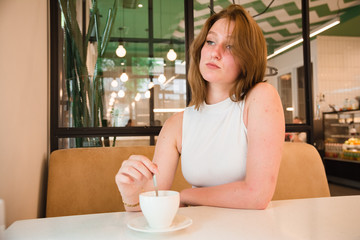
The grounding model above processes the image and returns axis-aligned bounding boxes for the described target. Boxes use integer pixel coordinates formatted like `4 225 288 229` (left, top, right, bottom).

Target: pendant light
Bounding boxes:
167 48 177 61
118 89 125 98
111 78 119 87
158 73 166 84
120 61 128 82
148 81 154 89
157 4 167 86
159 0 177 62
116 44 126 57
120 71 129 82
116 7 126 58
110 92 117 98
135 93 141 102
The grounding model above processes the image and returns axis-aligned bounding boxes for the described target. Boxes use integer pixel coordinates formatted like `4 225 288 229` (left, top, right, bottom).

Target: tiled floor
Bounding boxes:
328 183 360 196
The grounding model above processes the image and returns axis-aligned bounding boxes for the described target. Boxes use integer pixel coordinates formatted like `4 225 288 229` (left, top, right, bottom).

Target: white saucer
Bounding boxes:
127 215 192 233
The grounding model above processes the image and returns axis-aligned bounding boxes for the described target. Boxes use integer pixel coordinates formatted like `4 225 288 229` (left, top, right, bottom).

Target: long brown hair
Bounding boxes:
188 4 267 109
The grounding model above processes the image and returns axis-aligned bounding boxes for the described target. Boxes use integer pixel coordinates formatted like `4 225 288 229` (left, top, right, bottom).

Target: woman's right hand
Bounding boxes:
115 155 159 200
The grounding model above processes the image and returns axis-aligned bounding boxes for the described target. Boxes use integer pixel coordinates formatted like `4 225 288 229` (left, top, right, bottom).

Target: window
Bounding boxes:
51 0 324 150
51 0 187 150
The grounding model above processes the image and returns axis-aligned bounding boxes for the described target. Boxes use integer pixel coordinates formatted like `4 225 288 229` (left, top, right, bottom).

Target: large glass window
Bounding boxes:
52 1 358 150
53 0 186 149
206 1 359 143
196 1 307 125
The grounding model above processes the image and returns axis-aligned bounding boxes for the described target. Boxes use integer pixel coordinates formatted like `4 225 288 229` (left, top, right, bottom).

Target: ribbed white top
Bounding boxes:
181 98 248 187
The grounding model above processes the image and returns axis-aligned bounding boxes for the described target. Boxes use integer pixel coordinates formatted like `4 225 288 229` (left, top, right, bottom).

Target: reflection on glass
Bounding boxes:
58 136 103 149
285 132 307 143
58 0 186 129
58 136 151 149
278 73 293 123
277 65 308 124
296 66 306 123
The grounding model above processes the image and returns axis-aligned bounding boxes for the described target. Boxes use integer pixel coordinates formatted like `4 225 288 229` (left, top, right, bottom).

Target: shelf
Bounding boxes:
326 135 351 139
329 123 351 127
323 110 360 115
323 157 360 164
327 176 360 189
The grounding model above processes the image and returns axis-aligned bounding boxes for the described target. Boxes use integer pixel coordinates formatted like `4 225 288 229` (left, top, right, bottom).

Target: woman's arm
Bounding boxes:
115 112 183 211
152 112 183 190
180 83 285 209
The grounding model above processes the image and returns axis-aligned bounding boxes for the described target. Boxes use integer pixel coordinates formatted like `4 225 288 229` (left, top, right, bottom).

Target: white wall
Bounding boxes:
267 39 318 118
268 36 360 117
316 36 360 112
0 0 48 227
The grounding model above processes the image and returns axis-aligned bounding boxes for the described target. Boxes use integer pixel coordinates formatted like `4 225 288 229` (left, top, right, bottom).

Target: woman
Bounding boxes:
115 4 285 210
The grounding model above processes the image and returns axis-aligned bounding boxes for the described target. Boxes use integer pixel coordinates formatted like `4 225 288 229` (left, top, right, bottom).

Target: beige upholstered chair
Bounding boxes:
46 146 190 217
272 142 330 200
46 142 330 217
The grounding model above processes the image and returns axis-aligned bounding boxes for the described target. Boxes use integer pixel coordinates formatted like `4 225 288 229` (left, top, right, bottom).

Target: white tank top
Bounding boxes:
181 98 248 187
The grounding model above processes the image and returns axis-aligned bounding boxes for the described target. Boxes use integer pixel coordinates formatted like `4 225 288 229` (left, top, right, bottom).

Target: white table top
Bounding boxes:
5 195 360 240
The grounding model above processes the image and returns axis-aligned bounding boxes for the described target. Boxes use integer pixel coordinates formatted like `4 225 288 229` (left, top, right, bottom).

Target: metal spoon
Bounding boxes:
153 174 159 197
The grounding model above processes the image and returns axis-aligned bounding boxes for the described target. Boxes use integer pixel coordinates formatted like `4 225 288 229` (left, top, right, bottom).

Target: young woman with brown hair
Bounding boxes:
116 4 285 210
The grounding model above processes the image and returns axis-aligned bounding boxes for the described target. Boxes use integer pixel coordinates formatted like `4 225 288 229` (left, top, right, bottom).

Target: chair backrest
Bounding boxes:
46 146 191 217
47 142 330 217
272 142 330 200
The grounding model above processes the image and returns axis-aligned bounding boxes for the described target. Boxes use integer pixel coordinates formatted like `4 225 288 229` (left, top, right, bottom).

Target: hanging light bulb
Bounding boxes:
145 90 151 98
120 72 129 82
158 74 166 84
116 44 126 57
135 93 141 102
167 49 177 61
111 79 118 88
109 98 114 106
148 82 154 89
118 89 125 98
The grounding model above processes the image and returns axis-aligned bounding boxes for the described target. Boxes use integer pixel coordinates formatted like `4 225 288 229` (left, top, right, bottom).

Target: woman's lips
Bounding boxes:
206 62 220 69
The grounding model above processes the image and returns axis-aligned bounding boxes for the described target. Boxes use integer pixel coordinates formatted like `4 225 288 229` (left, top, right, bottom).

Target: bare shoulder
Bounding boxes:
162 111 183 130
244 82 283 126
246 82 279 103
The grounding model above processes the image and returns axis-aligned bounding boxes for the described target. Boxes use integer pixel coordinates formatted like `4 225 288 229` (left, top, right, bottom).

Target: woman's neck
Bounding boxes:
205 84 231 105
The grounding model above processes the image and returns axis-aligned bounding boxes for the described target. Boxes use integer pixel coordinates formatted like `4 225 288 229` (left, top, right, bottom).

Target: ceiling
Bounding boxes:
94 0 360 59
193 0 360 54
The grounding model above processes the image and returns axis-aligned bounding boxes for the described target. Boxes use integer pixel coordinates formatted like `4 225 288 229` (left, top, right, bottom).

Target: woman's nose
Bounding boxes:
211 45 223 60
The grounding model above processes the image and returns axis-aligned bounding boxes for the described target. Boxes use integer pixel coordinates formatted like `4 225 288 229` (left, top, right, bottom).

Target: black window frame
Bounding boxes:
50 0 313 152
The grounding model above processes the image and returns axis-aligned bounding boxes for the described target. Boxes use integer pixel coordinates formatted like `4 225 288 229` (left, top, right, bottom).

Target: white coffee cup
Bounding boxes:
139 190 180 229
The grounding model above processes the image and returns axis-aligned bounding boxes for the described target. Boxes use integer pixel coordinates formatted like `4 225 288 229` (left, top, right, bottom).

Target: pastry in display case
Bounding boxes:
323 110 360 161
323 110 360 188
342 137 360 161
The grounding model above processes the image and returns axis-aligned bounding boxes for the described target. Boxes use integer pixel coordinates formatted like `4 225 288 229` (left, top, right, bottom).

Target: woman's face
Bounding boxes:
199 18 241 87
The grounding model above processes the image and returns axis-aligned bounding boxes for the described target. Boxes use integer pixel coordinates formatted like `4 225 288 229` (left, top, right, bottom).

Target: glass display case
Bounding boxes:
323 110 360 188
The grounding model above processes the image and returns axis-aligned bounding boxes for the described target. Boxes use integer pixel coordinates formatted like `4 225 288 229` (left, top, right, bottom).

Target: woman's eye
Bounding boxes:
206 40 215 46
226 45 232 50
